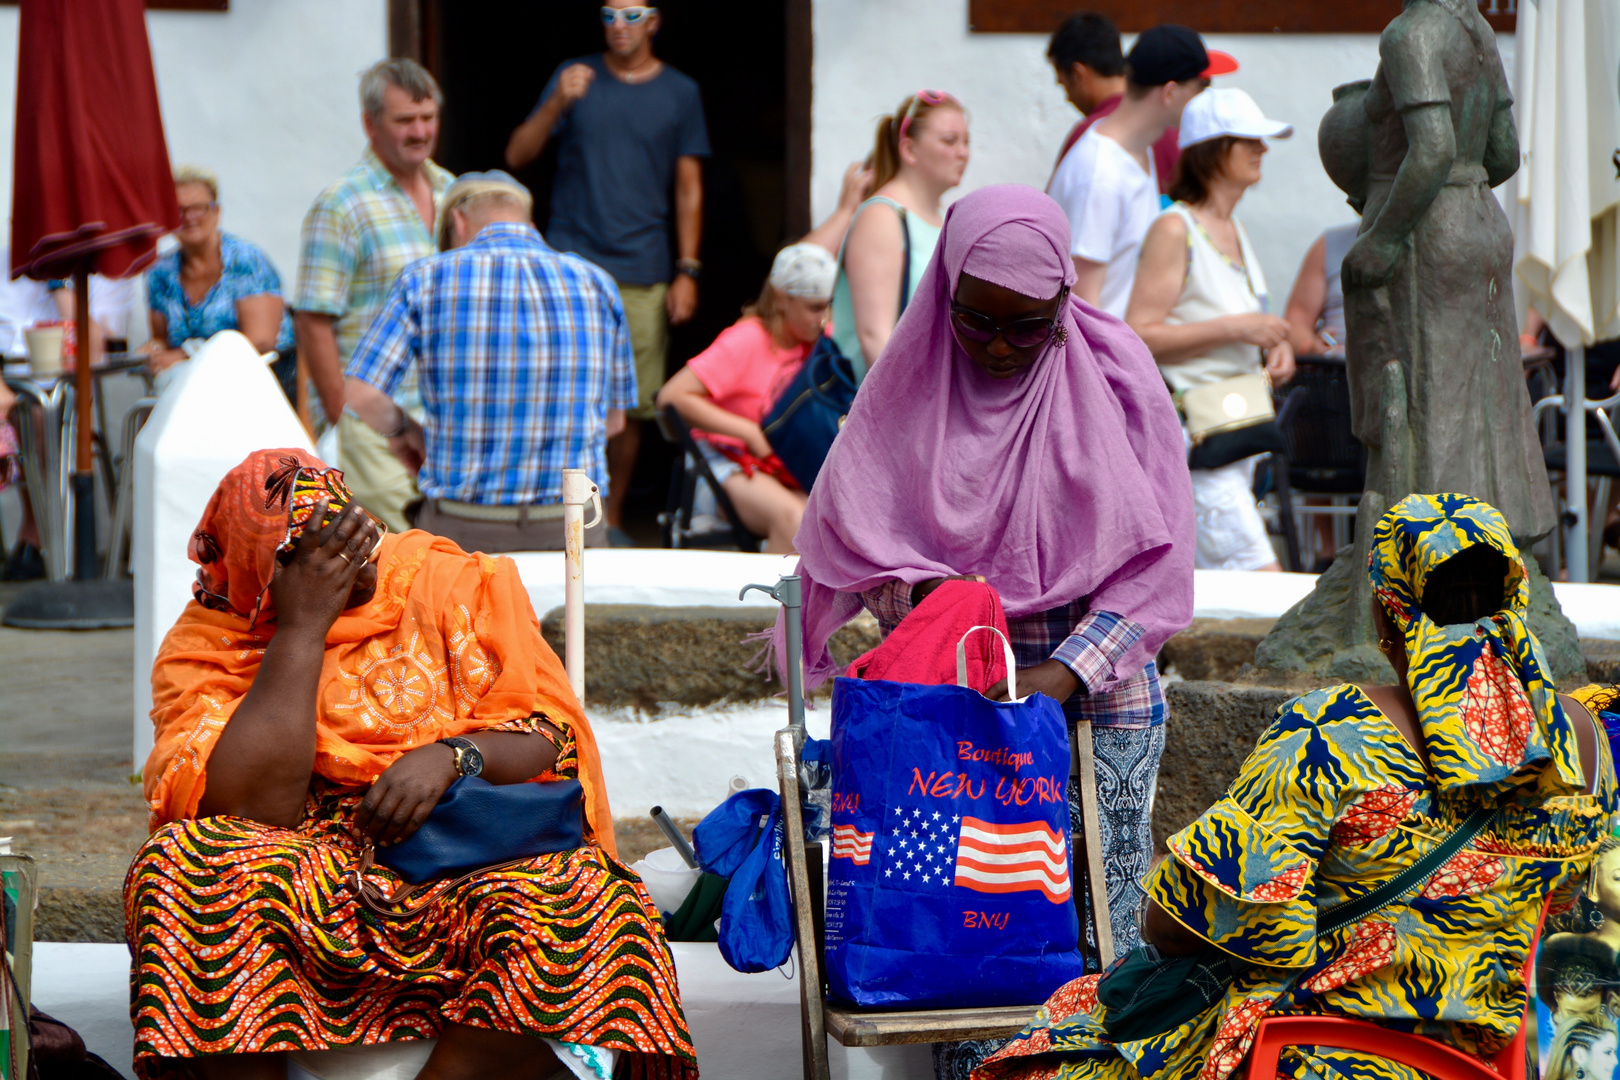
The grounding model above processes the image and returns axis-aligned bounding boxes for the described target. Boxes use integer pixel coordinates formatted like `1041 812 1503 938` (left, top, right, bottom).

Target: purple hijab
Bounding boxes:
782 184 1194 690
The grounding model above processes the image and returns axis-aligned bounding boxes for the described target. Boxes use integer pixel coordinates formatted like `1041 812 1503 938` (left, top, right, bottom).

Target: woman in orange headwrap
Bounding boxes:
126 448 695 1080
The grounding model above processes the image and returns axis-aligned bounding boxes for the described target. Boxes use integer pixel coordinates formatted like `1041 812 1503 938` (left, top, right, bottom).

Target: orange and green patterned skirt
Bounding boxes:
124 776 696 1079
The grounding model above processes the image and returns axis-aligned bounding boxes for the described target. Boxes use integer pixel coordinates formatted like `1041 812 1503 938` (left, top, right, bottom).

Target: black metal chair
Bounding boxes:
1251 386 1306 571
1536 389 1620 581
1271 357 1366 569
654 405 765 552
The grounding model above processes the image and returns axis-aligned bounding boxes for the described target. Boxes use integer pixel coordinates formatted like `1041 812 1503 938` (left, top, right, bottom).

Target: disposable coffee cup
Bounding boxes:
25 326 64 376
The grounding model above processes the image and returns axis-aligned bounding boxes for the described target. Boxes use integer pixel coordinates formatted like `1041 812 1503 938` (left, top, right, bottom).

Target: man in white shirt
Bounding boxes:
1049 25 1222 318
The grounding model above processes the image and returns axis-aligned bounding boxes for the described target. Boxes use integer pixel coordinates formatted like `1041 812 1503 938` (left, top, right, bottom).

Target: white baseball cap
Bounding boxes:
1178 88 1293 149
769 243 838 302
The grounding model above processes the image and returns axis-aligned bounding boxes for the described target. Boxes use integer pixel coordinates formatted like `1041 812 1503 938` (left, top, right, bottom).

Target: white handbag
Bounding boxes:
1177 370 1275 446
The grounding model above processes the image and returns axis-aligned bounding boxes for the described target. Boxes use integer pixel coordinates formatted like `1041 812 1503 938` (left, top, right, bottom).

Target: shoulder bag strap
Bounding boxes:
1317 805 1499 936
896 205 912 314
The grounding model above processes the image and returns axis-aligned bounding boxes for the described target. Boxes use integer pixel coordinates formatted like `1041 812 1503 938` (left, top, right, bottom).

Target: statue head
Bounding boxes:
1319 79 1373 213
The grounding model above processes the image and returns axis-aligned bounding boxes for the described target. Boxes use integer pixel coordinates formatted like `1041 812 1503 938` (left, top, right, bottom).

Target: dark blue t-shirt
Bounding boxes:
537 54 710 286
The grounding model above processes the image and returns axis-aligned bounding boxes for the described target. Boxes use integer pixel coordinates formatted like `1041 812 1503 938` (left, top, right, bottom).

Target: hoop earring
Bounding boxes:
1378 638 1396 652
1584 894 1607 933
1577 1069 1586 1080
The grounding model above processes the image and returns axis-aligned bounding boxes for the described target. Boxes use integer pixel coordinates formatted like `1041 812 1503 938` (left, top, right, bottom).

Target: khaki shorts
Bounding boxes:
338 412 420 534
617 282 669 420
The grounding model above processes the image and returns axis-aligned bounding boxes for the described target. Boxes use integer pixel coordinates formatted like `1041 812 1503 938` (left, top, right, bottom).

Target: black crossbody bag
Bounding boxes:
1098 805 1500 1043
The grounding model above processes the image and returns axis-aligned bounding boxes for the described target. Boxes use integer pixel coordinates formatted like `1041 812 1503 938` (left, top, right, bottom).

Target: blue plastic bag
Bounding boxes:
825 676 1086 1009
694 788 795 973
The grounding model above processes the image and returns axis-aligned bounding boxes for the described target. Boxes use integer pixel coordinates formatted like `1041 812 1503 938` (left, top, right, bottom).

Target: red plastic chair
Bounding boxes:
1247 1013 1527 1080
1248 906 1547 1080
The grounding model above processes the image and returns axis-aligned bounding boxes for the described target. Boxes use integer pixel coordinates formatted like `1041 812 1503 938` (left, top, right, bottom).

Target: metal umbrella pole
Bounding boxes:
71 263 96 580
1566 344 1588 581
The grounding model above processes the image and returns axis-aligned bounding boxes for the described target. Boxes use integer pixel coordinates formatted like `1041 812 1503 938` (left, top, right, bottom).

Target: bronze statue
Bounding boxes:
1255 0 1583 682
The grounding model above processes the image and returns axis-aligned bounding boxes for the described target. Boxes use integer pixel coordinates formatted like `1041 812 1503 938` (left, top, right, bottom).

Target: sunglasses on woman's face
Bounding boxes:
601 5 656 25
949 302 1062 350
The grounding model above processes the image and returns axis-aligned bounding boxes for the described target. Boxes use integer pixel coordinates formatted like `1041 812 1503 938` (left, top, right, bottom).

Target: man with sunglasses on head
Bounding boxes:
506 1 709 544
1049 24 1232 319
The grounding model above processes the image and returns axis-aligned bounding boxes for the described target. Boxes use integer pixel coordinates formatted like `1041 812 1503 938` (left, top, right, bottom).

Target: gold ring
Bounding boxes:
337 552 352 564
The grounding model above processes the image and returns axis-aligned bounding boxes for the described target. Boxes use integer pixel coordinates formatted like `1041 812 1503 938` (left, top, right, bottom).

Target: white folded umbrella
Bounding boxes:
1508 0 1620 578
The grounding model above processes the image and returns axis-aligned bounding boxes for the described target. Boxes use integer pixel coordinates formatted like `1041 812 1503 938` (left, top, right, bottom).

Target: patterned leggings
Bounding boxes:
933 723 1166 1080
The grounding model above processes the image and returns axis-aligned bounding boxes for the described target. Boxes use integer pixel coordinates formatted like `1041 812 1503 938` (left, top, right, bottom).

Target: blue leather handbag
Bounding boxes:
351 776 584 915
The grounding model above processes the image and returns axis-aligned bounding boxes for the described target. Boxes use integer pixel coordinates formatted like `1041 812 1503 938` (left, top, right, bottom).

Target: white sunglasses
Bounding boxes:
600 6 656 26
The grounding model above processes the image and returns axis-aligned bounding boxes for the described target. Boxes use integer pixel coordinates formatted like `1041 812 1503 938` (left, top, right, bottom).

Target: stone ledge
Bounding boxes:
539 605 880 710
29 852 132 944
1154 681 1299 850
541 606 1620 711
1159 618 1277 682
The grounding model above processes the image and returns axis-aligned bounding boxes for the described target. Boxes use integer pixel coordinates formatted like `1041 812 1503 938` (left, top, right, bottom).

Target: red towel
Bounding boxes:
847 580 1011 693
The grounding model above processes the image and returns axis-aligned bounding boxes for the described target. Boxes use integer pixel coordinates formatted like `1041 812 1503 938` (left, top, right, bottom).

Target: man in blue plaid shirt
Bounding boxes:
344 171 635 552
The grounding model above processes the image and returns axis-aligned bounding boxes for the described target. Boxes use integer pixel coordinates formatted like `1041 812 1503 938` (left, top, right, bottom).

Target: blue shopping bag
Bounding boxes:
825 627 1086 1009
694 788 795 973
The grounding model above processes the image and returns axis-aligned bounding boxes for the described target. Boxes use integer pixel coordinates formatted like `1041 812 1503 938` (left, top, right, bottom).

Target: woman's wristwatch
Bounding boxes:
438 736 484 779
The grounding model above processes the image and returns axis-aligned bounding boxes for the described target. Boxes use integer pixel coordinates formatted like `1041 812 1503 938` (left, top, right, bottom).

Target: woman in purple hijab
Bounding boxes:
786 183 1195 974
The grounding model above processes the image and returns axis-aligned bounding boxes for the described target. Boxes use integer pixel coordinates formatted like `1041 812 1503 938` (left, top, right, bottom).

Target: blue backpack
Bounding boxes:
761 200 914 491
760 335 858 493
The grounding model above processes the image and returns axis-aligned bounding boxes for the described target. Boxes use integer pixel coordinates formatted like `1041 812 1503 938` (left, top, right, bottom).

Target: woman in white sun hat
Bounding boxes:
1126 87 1294 572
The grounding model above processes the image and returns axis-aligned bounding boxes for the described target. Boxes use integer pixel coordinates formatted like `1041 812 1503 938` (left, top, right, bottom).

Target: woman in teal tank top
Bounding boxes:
830 91 969 378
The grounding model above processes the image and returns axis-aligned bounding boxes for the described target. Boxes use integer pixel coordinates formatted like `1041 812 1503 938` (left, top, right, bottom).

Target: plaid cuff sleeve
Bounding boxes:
1051 611 1146 695
859 580 914 636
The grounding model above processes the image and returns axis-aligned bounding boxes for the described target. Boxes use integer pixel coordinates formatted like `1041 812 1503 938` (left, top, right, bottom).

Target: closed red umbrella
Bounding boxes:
8 0 177 617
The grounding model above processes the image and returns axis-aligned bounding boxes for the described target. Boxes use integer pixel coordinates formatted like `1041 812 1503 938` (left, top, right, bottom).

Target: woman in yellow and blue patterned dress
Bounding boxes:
976 493 1619 1080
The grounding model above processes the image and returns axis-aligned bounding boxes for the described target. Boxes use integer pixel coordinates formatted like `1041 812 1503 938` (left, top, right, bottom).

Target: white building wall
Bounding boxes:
0 0 387 287
812 0 1516 308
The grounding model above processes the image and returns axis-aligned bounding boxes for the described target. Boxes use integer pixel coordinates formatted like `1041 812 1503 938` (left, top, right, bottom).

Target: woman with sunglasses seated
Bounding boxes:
783 185 1194 988
127 448 695 1080
656 243 836 552
829 89 970 378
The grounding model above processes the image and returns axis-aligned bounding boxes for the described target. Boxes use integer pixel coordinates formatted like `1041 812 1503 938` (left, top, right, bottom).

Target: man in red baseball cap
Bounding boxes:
1049 23 1236 317
1047 15 1237 196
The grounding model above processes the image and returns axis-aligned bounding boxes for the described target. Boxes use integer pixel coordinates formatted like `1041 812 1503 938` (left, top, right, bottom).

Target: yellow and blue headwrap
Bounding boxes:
1368 493 1582 796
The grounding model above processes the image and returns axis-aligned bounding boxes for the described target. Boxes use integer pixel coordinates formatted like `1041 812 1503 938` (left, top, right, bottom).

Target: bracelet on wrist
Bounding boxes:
382 410 410 439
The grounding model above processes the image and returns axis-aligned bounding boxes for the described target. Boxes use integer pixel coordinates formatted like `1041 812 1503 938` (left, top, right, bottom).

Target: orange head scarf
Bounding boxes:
147 448 616 856
189 447 384 628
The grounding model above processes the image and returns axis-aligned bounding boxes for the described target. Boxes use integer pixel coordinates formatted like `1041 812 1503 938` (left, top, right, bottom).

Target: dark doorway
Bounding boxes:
417 1 796 544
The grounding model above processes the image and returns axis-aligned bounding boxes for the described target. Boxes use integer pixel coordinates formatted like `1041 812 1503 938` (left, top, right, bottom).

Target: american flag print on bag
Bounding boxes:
955 816 1071 903
831 824 873 865
873 806 1072 904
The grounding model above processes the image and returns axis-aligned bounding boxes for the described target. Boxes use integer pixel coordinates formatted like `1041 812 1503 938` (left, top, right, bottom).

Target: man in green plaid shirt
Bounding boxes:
293 58 454 532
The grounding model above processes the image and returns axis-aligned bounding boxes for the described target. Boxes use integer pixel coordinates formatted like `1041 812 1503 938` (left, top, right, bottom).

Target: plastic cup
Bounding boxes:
629 846 702 915
25 326 63 377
